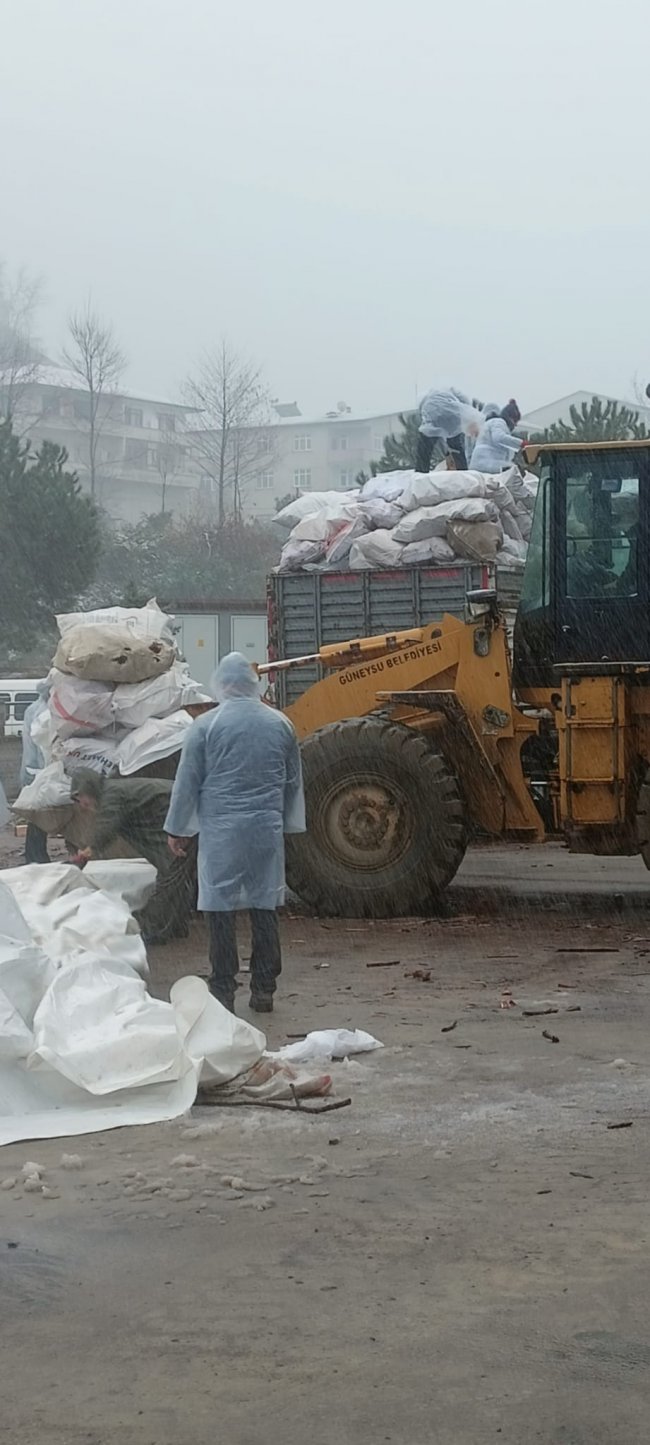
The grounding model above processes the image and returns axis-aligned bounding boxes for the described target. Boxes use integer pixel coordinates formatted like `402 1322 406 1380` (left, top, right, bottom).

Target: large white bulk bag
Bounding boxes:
348 530 404 570
394 497 498 544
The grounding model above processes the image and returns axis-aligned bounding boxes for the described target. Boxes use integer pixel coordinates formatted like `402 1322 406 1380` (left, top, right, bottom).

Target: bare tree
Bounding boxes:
63 303 126 498
155 438 181 514
184 339 274 525
0 263 44 426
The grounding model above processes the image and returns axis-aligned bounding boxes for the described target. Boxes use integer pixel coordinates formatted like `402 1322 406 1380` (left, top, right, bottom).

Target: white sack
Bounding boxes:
401 537 457 566
57 599 174 642
273 1028 383 1064
0 781 9 830
62 735 123 777
359 497 404 529
278 538 325 571
501 510 526 544
273 491 358 530
394 497 499 544
116 709 193 775
446 519 503 562
0 863 267 1145
325 510 368 564
14 762 72 813
361 470 411 503
111 663 211 729
49 670 115 738
30 706 58 767
349 529 404 570
398 469 490 513
54 624 175 685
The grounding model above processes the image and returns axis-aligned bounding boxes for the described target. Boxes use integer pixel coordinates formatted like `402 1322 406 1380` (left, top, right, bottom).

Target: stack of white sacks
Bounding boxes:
14 601 211 814
274 464 538 574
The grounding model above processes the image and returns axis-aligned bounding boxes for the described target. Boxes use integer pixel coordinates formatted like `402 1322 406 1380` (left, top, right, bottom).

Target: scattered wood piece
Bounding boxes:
536 1189 552 1195
196 1095 352 1115
570 1171 594 1179
566 1005 582 1012
441 1020 458 1033
522 1007 559 1017
557 982 578 989
285 1033 307 1040
365 959 401 969
607 1120 633 1130
542 1029 560 1043
454 1044 472 1050
405 968 432 982
556 947 619 954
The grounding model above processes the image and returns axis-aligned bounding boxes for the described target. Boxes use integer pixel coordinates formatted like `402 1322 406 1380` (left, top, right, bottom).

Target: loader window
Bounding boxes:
565 470 639 598
519 469 549 614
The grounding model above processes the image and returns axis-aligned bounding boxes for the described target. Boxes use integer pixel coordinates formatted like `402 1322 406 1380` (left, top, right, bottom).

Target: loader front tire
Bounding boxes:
286 718 467 918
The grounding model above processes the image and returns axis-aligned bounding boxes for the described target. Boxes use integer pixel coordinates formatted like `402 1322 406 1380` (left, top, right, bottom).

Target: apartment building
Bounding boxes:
242 403 407 521
5 365 201 521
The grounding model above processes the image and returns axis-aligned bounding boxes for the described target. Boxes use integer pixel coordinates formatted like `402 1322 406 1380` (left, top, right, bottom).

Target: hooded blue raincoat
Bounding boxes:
164 653 305 912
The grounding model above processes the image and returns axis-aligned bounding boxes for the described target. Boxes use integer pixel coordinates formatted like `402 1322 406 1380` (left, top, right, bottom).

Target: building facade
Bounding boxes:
4 366 201 522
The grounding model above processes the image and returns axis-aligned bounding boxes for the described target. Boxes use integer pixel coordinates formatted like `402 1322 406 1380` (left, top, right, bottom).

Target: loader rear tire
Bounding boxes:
286 717 467 918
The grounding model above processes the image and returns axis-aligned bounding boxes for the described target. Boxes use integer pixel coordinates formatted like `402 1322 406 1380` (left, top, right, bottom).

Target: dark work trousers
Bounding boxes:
415 432 468 474
25 823 49 864
208 909 282 1003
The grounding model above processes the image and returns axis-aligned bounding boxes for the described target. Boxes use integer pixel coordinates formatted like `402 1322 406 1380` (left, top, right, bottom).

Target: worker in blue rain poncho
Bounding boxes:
164 652 305 1015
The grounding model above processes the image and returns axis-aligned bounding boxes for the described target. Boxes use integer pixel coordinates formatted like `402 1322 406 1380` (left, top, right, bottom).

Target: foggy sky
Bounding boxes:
2 0 649 417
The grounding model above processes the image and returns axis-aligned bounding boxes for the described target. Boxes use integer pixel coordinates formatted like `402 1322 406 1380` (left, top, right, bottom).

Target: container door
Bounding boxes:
231 614 268 665
177 614 218 687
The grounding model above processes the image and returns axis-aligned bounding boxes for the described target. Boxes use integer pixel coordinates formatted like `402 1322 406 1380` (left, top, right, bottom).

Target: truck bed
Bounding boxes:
268 563 522 707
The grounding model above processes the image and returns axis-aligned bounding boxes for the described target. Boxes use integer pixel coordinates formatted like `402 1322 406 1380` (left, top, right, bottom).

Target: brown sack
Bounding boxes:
54 623 175 684
446 519 502 563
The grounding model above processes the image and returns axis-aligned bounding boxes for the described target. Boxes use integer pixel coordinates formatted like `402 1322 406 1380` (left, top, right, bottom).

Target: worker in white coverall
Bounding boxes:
164 652 305 1015
470 400 523 473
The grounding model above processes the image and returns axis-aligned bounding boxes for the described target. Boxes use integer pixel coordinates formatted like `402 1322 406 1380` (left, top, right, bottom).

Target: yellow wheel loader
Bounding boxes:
262 442 650 916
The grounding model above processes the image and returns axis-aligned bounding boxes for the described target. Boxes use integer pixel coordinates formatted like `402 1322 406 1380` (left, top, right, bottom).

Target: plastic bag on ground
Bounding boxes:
56 599 174 642
272 1027 383 1064
111 663 211 729
394 497 499 544
13 762 72 813
446 519 503 562
401 537 457 565
48 670 115 738
349 529 404 570
116 710 193 775
54 624 175 685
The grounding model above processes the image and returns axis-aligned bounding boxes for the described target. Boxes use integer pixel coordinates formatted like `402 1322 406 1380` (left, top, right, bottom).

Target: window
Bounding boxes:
73 395 92 422
125 406 143 428
294 468 312 489
339 470 352 488
373 435 385 454
293 435 312 451
564 463 639 599
124 438 147 467
259 434 272 452
519 471 549 615
256 469 274 490
331 434 348 451
157 412 175 433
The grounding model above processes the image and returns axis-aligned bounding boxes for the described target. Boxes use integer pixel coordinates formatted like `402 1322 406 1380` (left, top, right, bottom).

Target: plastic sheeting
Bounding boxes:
0 861 266 1146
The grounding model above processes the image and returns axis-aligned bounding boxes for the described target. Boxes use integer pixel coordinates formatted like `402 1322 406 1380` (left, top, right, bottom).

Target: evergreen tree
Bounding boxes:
0 419 101 660
537 396 649 443
370 411 420 474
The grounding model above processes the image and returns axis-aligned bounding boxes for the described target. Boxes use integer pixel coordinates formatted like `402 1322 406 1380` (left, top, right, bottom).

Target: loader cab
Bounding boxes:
513 442 650 690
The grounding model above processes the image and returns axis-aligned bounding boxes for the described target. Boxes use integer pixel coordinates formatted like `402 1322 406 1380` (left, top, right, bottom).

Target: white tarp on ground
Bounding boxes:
0 861 266 1146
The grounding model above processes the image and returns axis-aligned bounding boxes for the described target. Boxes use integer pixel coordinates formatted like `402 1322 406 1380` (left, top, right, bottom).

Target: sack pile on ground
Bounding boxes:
14 601 211 814
274 465 538 574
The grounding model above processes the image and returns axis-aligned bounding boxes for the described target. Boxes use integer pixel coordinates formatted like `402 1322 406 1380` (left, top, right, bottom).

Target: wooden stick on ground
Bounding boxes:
195 1094 353 1115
